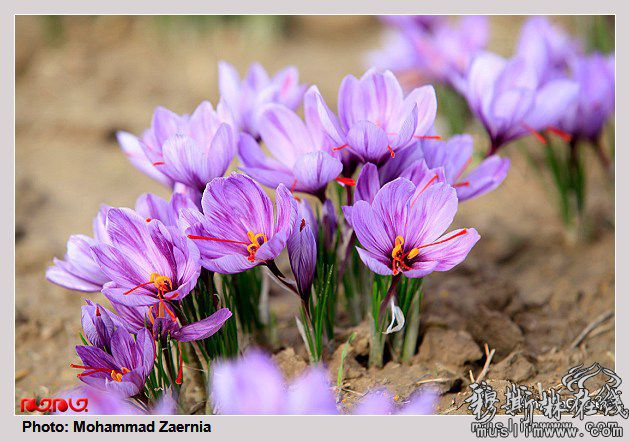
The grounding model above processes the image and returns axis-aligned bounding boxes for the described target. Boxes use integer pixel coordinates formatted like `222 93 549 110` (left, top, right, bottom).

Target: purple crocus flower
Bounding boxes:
419 135 510 201
46 205 111 292
219 61 307 138
55 386 178 415
464 52 579 154
372 16 489 92
135 192 197 227
81 299 133 352
118 101 237 192
309 68 438 166
287 219 317 302
344 178 479 278
107 295 232 343
72 327 155 397
90 208 201 310
211 349 338 414
516 16 582 84
559 53 615 143
238 93 343 200
182 173 297 274
352 388 438 415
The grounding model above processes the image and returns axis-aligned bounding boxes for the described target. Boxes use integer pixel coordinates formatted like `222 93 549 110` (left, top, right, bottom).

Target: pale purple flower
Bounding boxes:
118 101 237 192
464 52 579 154
211 350 337 414
309 68 437 166
287 219 317 301
46 205 111 292
344 178 479 278
72 327 155 397
371 16 489 92
90 208 201 307
219 61 307 138
182 173 297 274
516 16 582 84
238 93 343 200
559 53 615 142
353 388 438 415
419 135 510 201
135 192 197 227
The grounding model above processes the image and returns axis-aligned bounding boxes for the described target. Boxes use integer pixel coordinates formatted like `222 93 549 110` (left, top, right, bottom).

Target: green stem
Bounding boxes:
401 287 423 364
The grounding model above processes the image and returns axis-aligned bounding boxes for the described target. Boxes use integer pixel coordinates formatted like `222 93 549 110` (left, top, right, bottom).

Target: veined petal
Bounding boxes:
457 156 510 201
291 151 343 195
419 228 480 272
174 308 232 342
346 121 389 164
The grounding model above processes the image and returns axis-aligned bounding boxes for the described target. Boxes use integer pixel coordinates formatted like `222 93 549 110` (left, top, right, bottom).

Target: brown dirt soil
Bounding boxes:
15 16 614 414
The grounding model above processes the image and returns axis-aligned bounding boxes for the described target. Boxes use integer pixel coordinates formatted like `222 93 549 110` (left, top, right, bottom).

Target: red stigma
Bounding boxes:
300 218 306 231
152 161 165 166
335 177 356 187
455 157 472 181
413 135 442 140
417 229 468 250
332 143 348 152
453 181 470 188
175 342 183 385
522 124 547 145
290 179 298 193
547 126 572 142
187 235 249 245
387 145 396 158
410 174 439 208
95 305 101 316
145 218 152 222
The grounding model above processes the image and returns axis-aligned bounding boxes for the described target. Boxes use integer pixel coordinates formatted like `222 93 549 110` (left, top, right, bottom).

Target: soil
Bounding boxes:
15 16 614 414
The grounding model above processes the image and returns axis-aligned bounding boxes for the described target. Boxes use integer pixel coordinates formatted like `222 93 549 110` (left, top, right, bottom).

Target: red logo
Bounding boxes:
20 397 89 413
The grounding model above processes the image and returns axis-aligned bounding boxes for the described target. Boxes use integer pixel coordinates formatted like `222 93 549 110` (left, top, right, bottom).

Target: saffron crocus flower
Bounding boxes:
287 219 317 302
211 350 338 414
107 296 232 343
516 16 581 84
371 16 489 92
81 300 133 352
182 173 297 274
344 178 479 278
419 135 510 201
352 388 438 415
309 69 437 166
238 96 343 200
72 327 155 397
464 52 579 154
118 101 237 192
559 53 615 143
343 160 445 226
46 205 111 292
90 208 201 310
135 192 197 227
219 61 307 138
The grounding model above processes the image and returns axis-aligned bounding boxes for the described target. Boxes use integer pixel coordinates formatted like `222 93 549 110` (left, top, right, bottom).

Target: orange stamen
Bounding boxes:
390 236 418 275
335 177 356 186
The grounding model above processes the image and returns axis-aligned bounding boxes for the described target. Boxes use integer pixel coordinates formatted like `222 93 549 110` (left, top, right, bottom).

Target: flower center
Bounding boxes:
124 272 178 321
390 236 419 276
70 364 131 382
246 231 268 262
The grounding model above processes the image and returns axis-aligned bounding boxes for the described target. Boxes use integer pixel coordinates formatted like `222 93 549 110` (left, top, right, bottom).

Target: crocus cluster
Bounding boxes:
46 52 514 413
